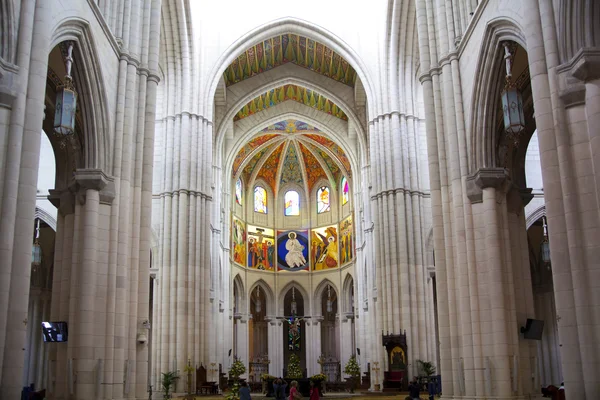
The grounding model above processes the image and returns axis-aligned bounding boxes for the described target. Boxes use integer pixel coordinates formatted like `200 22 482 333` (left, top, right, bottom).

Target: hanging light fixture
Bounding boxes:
255 286 262 313
326 285 333 313
500 42 525 146
541 216 551 268
53 42 77 139
32 219 42 267
290 287 297 315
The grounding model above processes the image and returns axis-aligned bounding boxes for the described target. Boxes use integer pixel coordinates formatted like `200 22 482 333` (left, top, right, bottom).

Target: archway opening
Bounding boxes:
283 288 306 377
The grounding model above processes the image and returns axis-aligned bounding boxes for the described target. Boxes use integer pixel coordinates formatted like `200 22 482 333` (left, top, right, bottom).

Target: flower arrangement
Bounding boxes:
343 355 360 378
344 355 361 393
286 354 303 379
310 373 327 382
261 373 276 381
230 357 246 378
183 359 195 374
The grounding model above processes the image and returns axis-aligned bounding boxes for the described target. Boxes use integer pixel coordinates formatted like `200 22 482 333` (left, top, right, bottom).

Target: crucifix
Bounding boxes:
276 287 311 351
372 361 381 390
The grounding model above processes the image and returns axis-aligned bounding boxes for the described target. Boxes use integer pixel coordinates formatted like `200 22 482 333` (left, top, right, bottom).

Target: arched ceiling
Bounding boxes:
223 34 358 88
234 84 348 121
233 120 351 194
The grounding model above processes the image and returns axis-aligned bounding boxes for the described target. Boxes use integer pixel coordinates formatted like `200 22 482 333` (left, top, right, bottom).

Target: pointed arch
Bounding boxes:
277 281 310 316
34 207 57 232
233 274 246 314
342 273 355 314
468 18 526 173
205 17 377 121
248 279 276 317
313 278 339 316
50 18 113 174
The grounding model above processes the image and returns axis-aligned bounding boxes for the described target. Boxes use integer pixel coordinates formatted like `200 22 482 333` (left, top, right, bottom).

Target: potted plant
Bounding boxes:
161 371 180 399
226 357 246 400
343 355 361 393
417 359 436 377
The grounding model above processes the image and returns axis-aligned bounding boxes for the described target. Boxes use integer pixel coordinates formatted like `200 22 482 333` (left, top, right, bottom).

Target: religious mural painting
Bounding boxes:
390 346 406 370
276 230 309 271
341 176 349 205
311 225 339 270
340 215 354 265
232 217 247 267
247 225 275 271
235 178 243 205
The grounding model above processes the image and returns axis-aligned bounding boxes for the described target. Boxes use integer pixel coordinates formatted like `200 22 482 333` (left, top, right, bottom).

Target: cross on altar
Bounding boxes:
372 361 381 387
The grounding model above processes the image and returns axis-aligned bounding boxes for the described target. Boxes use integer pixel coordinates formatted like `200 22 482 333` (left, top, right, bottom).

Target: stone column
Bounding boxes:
339 316 353 378
308 318 323 377
0 1 51 397
267 319 281 376
236 316 249 379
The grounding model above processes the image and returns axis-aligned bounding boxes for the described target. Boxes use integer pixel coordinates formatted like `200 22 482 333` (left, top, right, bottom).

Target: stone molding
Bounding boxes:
370 188 430 201
559 83 587 108
557 47 600 82
154 189 213 201
466 168 510 203
73 168 115 205
0 64 18 106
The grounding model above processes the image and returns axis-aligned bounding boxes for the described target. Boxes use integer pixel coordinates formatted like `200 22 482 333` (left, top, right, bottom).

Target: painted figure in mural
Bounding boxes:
233 219 246 266
313 227 338 270
248 238 258 267
285 232 307 268
267 241 274 269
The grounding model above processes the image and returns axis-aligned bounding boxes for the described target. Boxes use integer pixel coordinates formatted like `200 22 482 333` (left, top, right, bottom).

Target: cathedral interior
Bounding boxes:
0 0 599 399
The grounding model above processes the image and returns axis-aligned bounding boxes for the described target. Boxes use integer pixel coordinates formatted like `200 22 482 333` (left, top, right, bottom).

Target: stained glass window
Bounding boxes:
317 186 330 213
341 177 349 205
235 178 243 205
254 186 267 213
284 190 300 216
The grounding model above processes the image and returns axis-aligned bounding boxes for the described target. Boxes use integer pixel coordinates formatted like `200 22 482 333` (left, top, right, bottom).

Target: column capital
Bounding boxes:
70 169 116 205
466 168 510 203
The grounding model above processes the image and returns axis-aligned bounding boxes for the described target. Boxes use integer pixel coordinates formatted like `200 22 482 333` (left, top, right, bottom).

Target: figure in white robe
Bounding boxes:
285 232 306 268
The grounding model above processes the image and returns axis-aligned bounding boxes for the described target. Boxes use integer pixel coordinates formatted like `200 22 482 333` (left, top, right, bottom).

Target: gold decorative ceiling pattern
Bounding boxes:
233 84 347 121
223 34 357 87
234 120 350 195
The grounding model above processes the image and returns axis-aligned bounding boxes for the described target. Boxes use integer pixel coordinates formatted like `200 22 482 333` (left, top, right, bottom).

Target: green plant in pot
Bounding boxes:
344 355 361 393
161 371 180 399
417 359 436 377
226 357 246 400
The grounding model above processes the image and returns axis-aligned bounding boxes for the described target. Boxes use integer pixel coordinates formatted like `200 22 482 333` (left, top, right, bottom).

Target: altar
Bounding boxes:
382 330 408 390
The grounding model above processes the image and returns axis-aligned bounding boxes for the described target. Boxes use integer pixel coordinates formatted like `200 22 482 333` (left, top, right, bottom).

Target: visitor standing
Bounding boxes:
309 381 320 400
289 380 302 400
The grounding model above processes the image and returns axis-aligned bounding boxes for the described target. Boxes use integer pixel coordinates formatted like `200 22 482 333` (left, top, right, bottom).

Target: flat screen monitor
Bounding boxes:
522 318 544 340
42 321 68 342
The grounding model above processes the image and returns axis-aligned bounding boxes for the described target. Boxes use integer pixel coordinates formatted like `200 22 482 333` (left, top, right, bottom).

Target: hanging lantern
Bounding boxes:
255 286 262 313
541 216 551 266
53 42 77 138
500 42 525 144
326 285 333 313
32 240 42 266
291 287 297 315
32 219 42 266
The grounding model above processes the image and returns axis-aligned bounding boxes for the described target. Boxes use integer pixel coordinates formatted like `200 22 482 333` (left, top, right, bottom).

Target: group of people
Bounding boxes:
238 378 321 400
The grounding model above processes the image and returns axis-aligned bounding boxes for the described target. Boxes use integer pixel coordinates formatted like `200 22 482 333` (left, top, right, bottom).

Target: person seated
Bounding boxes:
239 381 251 400
408 378 420 400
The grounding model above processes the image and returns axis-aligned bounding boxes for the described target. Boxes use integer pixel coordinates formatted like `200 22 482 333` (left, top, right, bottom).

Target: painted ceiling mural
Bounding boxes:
233 84 348 121
223 34 358 88
305 142 342 182
303 134 352 176
280 143 304 186
232 134 280 176
234 120 351 197
298 142 329 192
255 142 285 191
